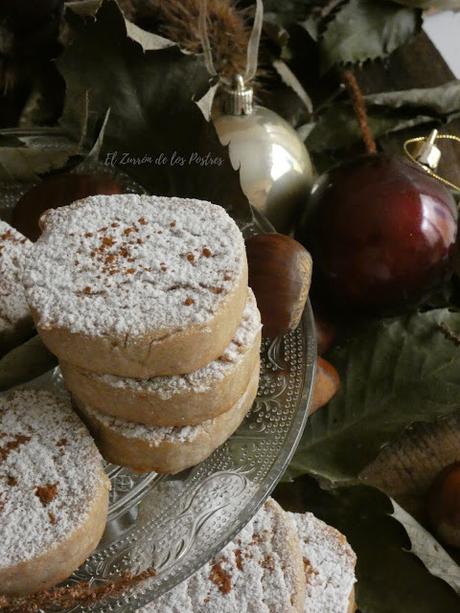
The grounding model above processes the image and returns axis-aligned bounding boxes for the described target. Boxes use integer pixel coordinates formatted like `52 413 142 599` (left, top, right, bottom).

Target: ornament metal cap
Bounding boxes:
412 129 442 170
404 131 460 192
223 75 254 116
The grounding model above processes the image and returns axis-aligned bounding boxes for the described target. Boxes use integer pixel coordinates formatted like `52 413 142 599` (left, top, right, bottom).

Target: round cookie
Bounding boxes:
61 289 261 427
288 512 357 613
74 364 259 474
0 390 110 596
23 194 248 377
145 502 357 613
152 498 306 613
0 221 34 356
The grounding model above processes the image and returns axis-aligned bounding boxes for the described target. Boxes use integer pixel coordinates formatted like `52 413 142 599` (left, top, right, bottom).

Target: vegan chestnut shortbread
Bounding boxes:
24 195 248 378
0 221 33 355
75 366 259 474
62 289 261 426
0 390 109 596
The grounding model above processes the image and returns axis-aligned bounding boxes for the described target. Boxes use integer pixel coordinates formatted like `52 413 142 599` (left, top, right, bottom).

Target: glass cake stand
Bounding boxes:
0 144 316 612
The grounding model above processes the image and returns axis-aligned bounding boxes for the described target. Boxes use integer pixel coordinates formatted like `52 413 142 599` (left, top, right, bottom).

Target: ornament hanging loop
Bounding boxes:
199 0 264 88
404 130 460 193
199 0 218 78
244 0 264 83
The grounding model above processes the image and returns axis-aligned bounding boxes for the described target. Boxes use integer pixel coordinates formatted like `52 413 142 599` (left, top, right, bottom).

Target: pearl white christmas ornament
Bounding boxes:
200 0 314 232
213 76 314 232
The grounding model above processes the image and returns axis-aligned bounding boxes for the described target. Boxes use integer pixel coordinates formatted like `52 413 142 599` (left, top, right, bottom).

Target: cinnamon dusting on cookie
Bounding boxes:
35 483 58 506
261 554 275 571
23 195 245 337
234 548 243 571
0 569 156 612
209 560 232 594
0 434 31 462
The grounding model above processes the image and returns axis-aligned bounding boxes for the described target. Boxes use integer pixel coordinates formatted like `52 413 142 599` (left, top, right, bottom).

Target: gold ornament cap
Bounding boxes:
412 129 441 170
404 130 460 193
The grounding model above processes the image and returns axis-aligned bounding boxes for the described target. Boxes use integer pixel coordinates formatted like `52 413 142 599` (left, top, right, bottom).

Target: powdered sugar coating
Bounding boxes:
91 289 261 399
80 379 253 446
289 512 356 613
0 390 106 568
152 499 301 612
0 221 32 335
23 195 246 337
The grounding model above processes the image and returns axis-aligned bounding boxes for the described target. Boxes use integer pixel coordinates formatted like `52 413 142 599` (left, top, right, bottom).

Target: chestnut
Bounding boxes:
428 462 460 548
246 233 312 338
13 173 123 241
310 356 340 414
315 315 337 355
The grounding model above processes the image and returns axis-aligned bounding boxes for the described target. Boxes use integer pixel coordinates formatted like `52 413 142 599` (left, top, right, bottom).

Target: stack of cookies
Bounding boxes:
24 194 261 474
